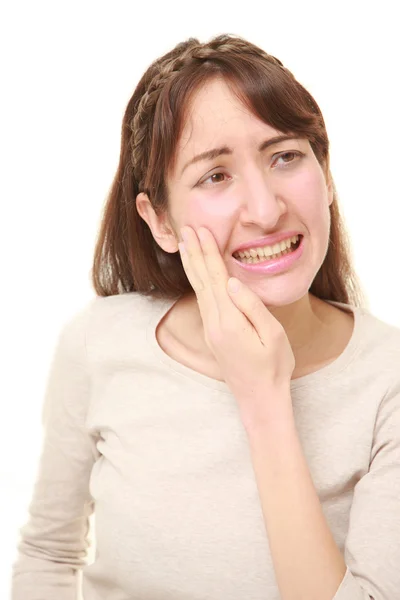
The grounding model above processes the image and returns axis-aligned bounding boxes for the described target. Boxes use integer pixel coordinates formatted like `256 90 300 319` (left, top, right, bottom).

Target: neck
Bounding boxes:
267 293 327 353
182 291 330 362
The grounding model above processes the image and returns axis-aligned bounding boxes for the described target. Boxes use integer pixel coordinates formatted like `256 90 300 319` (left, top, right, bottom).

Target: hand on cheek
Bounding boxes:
178 226 295 427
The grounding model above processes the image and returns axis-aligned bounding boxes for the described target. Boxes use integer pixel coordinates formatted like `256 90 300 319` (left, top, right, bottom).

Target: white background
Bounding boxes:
1 1 399 597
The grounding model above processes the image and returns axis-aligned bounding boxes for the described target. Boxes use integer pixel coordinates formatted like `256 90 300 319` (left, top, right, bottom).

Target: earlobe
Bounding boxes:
135 193 179 253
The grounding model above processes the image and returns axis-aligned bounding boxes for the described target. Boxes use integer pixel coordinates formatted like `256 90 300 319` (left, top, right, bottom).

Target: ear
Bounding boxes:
136 193 179 253
327 177 334 207
324 166 334 207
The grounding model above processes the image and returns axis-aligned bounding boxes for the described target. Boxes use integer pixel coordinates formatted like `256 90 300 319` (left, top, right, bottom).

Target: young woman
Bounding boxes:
12 35 400 600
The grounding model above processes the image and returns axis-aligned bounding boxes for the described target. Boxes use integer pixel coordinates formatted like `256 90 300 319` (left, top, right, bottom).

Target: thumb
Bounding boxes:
227 278 271 339
227 277 241 294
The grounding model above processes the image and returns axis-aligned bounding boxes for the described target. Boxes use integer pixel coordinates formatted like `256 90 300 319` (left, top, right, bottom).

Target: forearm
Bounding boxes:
242 391 347 600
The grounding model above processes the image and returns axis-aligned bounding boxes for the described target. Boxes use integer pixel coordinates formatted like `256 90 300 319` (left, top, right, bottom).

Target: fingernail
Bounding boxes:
178 242 186 254
227 277 240 293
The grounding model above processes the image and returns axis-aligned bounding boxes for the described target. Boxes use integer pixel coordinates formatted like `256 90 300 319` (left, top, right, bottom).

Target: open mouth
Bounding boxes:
233 235 303 265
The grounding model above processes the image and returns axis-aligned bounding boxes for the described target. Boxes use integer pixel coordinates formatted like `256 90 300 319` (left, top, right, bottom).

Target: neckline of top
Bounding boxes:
146 295 364 394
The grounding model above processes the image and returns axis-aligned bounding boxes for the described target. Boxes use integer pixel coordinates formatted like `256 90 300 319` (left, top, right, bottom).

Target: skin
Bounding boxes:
137 77 352 373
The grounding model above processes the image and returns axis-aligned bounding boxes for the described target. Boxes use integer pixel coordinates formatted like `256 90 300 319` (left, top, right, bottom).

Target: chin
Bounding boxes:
247 271 316 309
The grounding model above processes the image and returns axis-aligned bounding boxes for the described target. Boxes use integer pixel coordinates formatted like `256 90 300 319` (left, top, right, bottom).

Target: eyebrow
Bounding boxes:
180 134 301 176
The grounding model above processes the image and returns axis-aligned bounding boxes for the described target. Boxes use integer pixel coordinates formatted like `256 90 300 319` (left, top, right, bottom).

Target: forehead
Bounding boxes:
176 78 280 162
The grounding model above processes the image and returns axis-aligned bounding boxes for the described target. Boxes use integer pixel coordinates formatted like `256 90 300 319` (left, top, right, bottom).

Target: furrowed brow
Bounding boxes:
180 134 300 176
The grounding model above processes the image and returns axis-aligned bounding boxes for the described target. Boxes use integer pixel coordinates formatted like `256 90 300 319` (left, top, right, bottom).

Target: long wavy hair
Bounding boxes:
91 34 366 307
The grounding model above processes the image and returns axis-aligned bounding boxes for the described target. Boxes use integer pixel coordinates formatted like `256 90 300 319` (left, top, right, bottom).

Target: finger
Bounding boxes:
227 277 275 345
179 226 218 321
197 227 239 320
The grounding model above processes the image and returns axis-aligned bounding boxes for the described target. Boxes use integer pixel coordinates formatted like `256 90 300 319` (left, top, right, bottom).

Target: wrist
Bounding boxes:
237 383 293 434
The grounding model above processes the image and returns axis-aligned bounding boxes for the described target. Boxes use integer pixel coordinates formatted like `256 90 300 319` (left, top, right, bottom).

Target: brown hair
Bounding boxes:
91 34 366 307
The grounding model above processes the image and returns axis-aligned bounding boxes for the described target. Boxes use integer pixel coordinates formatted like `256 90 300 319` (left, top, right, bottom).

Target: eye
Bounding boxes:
273 151 304 168
198 171 230 187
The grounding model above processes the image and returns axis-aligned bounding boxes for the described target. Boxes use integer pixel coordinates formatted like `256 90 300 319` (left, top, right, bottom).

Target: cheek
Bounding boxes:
182 192 237 245
290 170 331 228
186 191 237 220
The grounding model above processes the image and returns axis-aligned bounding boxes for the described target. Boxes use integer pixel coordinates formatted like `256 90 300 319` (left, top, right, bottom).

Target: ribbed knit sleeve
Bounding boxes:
11 301 98 600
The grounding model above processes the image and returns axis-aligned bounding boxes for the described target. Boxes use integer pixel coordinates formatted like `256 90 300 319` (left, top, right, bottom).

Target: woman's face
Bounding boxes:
165 78 333 307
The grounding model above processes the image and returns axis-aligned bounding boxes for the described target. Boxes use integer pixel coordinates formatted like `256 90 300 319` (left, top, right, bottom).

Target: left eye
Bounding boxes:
273 151 302 167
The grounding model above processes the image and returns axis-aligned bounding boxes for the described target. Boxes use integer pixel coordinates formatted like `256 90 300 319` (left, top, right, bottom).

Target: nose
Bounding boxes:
238 171 287 229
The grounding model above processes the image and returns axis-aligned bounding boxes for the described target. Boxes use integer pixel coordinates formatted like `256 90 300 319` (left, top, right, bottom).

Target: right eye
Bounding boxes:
199 172 231 187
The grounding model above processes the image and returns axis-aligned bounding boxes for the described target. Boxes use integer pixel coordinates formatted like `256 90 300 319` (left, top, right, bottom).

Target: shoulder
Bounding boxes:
325 299 400 397
332 299 400 355
356 305 400 352
89 291 167 329
353 305 400 391
67 292 173 367
59 292 166 350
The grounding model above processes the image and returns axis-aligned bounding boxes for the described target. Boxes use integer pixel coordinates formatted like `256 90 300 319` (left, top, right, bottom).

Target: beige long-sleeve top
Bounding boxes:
11 291 400 600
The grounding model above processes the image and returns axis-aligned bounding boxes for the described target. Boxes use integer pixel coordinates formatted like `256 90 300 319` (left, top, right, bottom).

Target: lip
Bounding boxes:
232 234 304 275
231 230 302 255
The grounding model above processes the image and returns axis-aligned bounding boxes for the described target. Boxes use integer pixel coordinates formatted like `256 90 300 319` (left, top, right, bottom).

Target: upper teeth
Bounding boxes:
235 235 300 259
